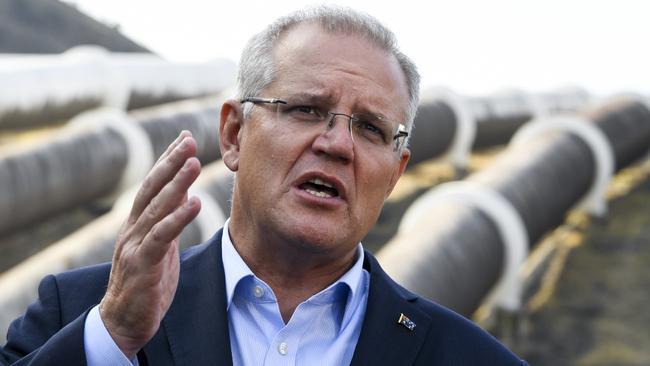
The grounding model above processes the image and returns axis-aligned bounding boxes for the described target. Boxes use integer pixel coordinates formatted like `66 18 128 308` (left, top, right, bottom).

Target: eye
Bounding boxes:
353 116 389 143
359 121 382 134
293 105 320 115
282 104 327 122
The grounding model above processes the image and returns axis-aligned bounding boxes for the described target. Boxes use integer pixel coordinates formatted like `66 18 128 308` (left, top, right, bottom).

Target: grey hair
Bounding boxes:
236 5 420 139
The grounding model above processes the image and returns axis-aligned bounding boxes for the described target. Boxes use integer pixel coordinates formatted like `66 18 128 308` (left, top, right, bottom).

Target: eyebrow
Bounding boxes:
284 92 335 105
283 92 390 120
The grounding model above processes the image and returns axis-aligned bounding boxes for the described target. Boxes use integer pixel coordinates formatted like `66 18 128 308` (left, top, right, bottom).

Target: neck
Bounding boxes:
227 219 358 323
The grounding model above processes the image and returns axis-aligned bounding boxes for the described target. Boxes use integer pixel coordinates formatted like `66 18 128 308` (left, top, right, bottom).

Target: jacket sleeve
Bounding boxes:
1 275 88 366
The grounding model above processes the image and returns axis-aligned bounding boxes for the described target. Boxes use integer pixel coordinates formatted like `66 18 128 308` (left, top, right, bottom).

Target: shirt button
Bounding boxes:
253 286 264 298
278 342 288 355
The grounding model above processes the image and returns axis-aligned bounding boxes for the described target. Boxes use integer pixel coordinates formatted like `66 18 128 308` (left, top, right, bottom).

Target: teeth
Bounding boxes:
309 178 334 188
306 188 333 198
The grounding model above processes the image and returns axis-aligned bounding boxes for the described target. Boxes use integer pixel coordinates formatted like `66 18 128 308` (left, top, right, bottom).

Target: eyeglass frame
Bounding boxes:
239 97 409 151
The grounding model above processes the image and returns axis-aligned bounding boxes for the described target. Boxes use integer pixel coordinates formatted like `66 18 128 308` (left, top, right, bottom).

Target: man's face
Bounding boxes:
225 23 411 258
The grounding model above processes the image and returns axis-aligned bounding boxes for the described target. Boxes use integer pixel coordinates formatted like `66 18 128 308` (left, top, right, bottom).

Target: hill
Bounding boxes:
0 0 151 54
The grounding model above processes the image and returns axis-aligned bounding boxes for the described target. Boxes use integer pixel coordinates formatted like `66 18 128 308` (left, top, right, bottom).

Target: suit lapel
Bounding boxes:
350 252 432 366
145 229 233 366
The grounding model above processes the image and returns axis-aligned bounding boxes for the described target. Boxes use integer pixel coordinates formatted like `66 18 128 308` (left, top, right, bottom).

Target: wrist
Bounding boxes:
99 299 141 360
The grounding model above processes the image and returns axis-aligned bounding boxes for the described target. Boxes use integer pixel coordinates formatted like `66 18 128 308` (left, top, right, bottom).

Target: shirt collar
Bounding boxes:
222 219 254 310
221 218 366 310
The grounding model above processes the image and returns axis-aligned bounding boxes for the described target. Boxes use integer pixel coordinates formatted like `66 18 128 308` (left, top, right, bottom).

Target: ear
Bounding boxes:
219 99 244 172
384 147 410 198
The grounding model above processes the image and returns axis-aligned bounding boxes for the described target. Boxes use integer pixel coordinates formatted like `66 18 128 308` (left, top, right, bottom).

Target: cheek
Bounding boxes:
238 129 303 188
355 158 396 210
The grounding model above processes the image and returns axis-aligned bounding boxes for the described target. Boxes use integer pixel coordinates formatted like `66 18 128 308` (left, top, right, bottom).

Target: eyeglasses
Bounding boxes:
240 97 409 152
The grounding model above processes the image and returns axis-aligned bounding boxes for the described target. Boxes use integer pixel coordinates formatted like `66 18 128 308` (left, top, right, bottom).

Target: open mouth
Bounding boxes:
299 178 340 198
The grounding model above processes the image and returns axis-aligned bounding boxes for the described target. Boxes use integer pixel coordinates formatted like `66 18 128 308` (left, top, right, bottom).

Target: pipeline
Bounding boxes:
0 46 235 129
0 86 588 236
407 88 590 169
0 97 222 236
0 160 234 343
378 97 650 316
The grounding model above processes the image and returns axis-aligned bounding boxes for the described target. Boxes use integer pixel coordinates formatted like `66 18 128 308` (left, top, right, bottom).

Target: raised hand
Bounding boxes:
99 130 202 359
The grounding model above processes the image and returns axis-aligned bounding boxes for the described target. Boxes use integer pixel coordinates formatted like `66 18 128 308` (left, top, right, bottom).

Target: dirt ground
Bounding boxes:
513 163 650 365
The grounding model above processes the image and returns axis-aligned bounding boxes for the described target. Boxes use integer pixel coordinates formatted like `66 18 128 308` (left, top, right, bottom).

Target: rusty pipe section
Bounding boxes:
378 97 650 316
0 46 235 129
0 97 222 236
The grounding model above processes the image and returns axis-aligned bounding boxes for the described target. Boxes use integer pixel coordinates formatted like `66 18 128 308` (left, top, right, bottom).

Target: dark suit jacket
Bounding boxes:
1 229 527 365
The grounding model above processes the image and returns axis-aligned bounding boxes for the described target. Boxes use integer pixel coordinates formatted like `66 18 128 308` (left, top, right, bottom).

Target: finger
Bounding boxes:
139 196 201 264
130 135 198 222
155 130 193 166
132 157 201 238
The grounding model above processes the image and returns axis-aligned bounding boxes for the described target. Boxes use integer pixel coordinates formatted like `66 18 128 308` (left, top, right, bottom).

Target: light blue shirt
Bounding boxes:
84 220 369 365
222 221 369 366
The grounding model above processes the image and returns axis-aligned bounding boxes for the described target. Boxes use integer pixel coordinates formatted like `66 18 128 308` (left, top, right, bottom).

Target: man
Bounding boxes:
2 6 527 365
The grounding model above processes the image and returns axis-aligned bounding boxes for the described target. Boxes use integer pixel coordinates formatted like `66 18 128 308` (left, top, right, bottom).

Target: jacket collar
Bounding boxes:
146 229 232 366
350 251 432 365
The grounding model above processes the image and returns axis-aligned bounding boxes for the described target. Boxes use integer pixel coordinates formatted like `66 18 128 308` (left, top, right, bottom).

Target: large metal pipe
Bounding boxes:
0 127 128 232
0 46 235 129
132 100 221 163
0 97 222 236
378 97 650 316
407 88 590 168
472 88 591 149
406 100 457 167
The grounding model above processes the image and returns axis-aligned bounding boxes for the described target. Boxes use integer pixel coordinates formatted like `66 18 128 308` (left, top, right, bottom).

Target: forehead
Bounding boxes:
268 23 409 118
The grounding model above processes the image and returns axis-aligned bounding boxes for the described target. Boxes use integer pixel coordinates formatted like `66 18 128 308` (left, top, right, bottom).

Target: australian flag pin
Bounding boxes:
397 313 416 331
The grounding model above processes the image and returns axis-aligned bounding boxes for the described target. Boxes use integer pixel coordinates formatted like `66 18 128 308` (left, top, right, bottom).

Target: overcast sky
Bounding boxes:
66 0 649 97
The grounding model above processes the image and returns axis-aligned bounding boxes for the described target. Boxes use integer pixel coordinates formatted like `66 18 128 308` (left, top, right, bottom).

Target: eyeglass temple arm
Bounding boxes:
393 124 409 140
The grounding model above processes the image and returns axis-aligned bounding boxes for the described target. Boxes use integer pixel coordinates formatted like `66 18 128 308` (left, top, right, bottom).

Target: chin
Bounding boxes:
280 218 356 254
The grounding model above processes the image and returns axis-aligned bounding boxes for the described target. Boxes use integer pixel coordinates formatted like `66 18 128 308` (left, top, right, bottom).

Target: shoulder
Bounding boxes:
412 295 519 358
389 283 526 365
363 251 526 365
2 262 112 361
46 262 112 322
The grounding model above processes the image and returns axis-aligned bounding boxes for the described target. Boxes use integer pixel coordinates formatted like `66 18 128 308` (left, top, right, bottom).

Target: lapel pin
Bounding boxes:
397 313 416 331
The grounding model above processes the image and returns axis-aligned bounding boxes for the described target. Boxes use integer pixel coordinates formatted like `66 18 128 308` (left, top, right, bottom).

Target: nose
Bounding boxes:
311 114 354 162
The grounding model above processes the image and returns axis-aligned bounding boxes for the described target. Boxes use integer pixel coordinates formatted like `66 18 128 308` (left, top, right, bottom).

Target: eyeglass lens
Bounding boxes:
274 101 403 149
